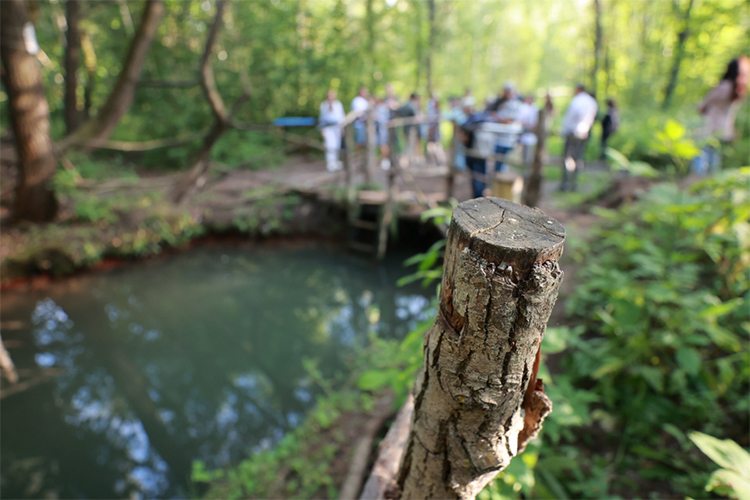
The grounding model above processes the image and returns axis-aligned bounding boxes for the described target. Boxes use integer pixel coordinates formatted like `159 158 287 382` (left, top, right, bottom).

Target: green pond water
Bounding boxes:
0 243 435 499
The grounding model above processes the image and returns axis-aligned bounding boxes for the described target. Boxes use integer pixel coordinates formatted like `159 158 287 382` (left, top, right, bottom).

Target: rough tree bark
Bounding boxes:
1 0 59 222
662 0 694 109
68 0 165 145
522 106 547 208
395 197 564 499
64 0 81 134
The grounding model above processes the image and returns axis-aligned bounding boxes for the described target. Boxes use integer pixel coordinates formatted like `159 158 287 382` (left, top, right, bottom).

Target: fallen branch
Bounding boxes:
339 393 395 500
1 368 62 399
138 77 200 88
359 394 414 500
64 130 209 152
0 333 18 384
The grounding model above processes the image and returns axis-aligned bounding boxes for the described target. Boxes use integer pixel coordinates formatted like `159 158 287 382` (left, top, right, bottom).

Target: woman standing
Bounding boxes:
693 56 749 173
319 89 345 171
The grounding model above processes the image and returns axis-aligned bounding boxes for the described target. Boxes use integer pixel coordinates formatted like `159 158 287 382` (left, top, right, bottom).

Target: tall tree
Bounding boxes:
426 0 436 94
365 0 376 88
1 0 58 222
172 0 251 203
68 0 165 146
662 0 694 109
591 0 602 98
64 0 81 134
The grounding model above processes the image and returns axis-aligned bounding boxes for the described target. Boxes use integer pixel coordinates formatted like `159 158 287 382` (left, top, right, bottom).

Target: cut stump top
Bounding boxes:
451 197 565 271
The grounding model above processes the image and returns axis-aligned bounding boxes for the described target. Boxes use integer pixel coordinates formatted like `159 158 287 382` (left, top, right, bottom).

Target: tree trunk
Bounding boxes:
365 0 375 88
64 0 81 133
1 0 59 222
171 125 225 204
80 29 96 120
426 0 436 95
523 106 547 207
591 0 602 99
662 0 694 109
395 197 563 499
70 0 165 145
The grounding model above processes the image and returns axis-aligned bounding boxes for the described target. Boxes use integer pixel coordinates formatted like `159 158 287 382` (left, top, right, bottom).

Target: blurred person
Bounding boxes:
462 87 476 112
445 96 468 171
385 83 400 111
351 87 370 147
396 93 422 161
600 99 619 160
374 95 392 170
426 91 445 165
543 92 555 132
559 84 598 191
518 94 540 167
319 89 345 171
692 55 750 173
460 109 494 198
490 82 521 174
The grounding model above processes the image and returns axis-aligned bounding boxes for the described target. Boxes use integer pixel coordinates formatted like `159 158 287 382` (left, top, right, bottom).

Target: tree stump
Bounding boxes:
396 197 564 500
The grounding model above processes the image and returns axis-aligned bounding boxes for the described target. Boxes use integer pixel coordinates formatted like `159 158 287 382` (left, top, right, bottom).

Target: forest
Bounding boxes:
0 0 749 499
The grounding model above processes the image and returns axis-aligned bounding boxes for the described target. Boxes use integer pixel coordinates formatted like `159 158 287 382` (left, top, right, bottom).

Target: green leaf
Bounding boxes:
664 119 686 141
672 141 701 160
357 369 398 391
707 469 750 500
634 365 665 393
700 298 743 320
675 348 701 376
689 432 750 478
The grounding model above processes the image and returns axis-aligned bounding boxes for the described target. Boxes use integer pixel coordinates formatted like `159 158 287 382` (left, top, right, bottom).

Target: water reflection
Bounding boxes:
1 245 435 499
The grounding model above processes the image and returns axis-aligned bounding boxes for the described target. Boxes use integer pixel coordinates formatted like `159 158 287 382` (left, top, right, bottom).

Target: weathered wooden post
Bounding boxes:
446 121 457 199
344 121 357 211
366 103 377 182
522 106 547 207
389 197 564 500
407 126 418 167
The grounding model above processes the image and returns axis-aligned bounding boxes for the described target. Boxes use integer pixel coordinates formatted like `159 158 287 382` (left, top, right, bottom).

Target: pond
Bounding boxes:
0 243 436 499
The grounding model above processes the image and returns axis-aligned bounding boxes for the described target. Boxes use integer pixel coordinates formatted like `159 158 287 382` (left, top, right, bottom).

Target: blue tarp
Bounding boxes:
272 117 317 127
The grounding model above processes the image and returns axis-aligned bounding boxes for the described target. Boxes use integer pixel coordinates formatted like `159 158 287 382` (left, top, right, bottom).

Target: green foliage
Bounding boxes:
689 432 750 500
652 119 703 175
357 315 433 406
192 380 371 500
211 130 286 169
532 169 750 498
604 148 659 178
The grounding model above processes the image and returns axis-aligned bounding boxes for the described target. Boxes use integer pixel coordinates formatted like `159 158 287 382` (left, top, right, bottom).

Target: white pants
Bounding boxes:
321 126 341 170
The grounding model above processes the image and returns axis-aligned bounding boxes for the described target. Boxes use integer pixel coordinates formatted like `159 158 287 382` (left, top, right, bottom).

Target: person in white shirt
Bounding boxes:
560 84 598 191
517 95 540 167
351 87 370 147
319 89 345 171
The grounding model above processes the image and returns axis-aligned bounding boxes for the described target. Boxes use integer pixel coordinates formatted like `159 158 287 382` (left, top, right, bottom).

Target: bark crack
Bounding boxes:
469 209 506 238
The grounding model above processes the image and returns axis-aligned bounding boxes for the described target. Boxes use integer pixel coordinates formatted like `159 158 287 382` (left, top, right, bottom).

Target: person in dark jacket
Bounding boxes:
600 99 619 159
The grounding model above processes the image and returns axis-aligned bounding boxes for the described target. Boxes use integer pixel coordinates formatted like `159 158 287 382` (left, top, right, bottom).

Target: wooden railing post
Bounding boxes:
393 198 564 500
366 104 376 182
522 106 548 207
407 126 417 167
344 121 356 206
446 121 457 199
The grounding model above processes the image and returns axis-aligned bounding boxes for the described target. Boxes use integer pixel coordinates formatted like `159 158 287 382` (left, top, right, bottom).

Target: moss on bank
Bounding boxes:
0 189 345 284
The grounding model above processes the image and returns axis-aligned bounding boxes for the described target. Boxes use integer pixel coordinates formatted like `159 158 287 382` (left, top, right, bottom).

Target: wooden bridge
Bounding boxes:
292 106 548 260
